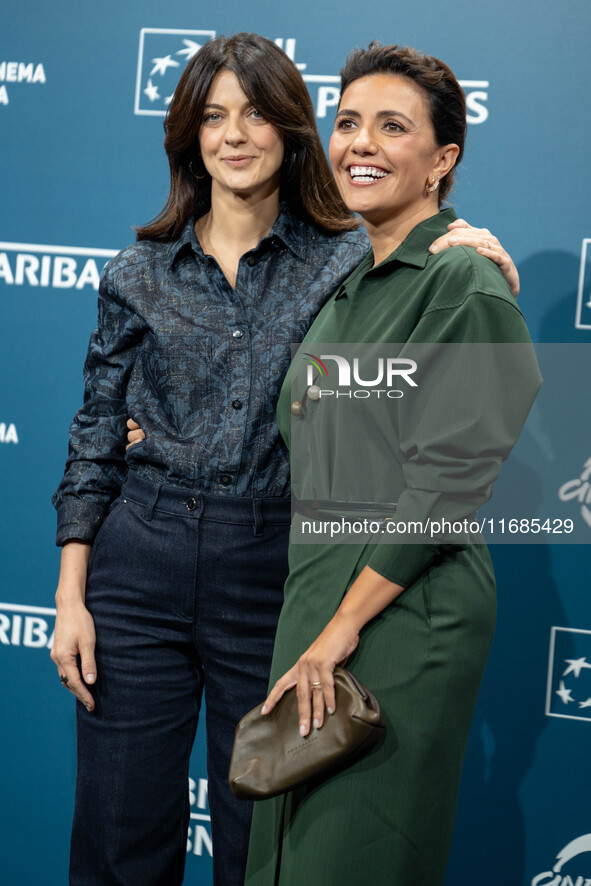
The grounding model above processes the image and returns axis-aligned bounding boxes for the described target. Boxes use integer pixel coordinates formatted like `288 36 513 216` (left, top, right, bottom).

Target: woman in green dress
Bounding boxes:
245 44 541 886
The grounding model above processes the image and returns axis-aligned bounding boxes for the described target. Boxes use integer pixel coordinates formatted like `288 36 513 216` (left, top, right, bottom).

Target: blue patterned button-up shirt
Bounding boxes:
52 206 369 544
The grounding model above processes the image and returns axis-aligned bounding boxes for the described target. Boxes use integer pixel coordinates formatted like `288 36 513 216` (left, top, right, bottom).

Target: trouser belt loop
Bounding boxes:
143 483 162 522
252 500 263 537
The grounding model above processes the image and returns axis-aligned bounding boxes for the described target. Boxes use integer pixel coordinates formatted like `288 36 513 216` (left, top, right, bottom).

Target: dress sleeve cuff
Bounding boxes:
55 500 107 546
366 543 459 587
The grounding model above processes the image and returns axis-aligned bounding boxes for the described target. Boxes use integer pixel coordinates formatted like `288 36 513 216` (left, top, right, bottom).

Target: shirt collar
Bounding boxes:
166 202 308 269
268 203 308 260
334 208 458 299
167 216 203 269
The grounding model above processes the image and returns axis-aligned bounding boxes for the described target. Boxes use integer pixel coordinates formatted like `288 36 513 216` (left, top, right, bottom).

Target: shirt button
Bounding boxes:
247 256 257 266
232 399 243 410
220 474 232 486
290 401 303 417
186 497 198 511
232 329 244 339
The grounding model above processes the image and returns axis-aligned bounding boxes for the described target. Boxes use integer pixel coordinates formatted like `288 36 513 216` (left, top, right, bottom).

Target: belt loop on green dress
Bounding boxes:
293 499 398 521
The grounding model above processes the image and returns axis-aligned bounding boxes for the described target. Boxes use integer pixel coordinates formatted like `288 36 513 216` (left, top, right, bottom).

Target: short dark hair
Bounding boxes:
137 33 356 241
339 43 466 204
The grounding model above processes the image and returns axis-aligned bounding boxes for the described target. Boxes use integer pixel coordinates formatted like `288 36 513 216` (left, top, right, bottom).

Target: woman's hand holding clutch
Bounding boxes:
262 566 406 738
262 611 361 737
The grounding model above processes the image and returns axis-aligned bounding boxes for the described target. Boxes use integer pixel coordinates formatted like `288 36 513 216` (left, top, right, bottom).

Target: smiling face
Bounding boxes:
198 69 284 201
329 73 458 231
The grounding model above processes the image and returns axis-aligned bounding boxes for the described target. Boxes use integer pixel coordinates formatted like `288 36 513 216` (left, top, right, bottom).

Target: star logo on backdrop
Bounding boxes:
547 630 591 722
555 680 574 704
563 657 591 678
150 55 179 77
177 40 202 61
135 28 217 116
143 79 160 102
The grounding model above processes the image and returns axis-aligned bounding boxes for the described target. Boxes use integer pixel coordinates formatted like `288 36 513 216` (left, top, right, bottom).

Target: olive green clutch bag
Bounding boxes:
229 667 385 800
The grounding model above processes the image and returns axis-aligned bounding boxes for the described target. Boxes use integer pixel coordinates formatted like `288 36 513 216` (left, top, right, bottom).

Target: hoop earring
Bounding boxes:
189 160 206 181
425 176 440 194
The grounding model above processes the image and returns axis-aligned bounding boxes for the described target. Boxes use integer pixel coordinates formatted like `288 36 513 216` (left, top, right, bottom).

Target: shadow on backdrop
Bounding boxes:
445 248 589 884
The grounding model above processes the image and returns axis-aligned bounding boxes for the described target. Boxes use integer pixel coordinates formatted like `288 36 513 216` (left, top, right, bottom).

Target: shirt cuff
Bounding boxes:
55 500 107 546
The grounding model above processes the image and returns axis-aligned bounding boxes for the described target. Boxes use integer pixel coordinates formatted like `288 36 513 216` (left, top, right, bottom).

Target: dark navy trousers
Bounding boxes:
70 471 291 886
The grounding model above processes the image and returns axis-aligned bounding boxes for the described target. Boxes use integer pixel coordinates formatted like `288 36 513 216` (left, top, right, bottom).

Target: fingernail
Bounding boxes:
86 674 95 683
327 707 334 715
313 718 319 729
261 705 267 715
85 704 92 712
429 244 439 253
299 724 307 736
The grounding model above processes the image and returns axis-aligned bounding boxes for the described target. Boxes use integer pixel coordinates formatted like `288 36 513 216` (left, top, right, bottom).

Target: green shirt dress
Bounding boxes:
245 210 542 886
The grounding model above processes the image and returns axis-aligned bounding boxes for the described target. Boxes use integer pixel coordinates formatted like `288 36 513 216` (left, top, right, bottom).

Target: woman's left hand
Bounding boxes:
429 218 520 298
262 612 361 737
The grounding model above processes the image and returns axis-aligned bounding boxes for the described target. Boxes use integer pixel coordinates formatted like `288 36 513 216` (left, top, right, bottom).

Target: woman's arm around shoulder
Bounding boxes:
428 218 520 298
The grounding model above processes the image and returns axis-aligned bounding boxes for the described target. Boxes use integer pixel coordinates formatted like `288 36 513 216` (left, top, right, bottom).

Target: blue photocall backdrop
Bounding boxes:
2 1 590 883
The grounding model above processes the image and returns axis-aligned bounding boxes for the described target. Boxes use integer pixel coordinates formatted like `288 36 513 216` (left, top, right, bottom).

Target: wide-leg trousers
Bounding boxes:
70 471 291 886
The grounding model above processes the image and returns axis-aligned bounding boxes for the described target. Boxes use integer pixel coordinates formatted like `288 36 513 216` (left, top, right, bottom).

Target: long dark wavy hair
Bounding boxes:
136 33 357 241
